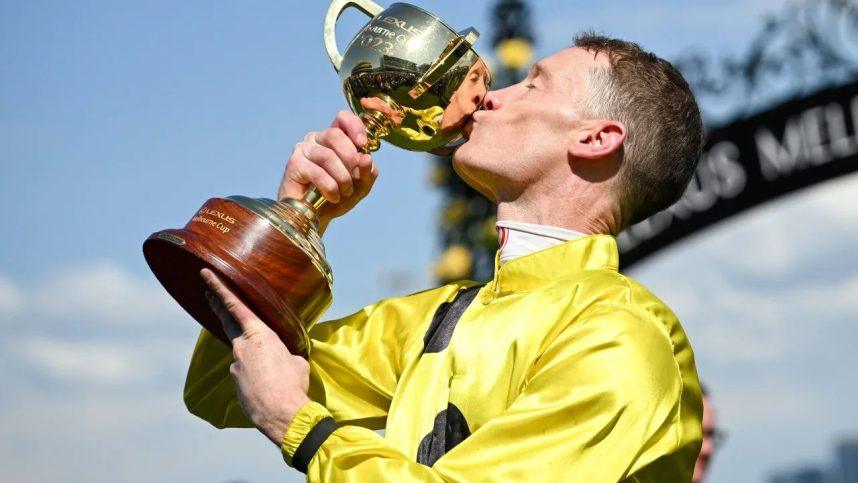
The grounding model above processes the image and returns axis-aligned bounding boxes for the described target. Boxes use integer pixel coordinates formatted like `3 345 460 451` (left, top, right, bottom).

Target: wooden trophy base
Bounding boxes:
143 197 333 356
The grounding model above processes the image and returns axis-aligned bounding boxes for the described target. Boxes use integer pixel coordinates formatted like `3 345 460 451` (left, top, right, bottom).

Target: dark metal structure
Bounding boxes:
673 0 858 123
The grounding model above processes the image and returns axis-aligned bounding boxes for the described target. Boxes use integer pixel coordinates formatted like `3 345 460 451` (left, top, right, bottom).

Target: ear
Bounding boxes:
569 120 626 160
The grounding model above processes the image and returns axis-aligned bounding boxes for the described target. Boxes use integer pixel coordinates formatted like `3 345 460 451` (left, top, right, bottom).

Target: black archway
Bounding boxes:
619 82 858 269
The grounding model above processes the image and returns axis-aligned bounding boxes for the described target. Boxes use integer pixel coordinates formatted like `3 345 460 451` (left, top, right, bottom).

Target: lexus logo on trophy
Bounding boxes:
142 0 492 355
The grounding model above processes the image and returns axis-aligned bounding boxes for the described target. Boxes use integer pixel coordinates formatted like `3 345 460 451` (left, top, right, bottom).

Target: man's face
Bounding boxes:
693 396 716 482
452 47 609 201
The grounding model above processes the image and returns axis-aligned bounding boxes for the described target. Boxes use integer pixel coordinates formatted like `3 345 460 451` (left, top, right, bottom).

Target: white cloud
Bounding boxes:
0 262 202 387
648 264 858 365
0 275 23 315
17 337 155 385
727 220 801 278
28 262 184 325
739 175 858 277
803 174 858 226
640 174 858 286
797 275 858 312
0 392 295 483
717 381 821 428
634 173 858 368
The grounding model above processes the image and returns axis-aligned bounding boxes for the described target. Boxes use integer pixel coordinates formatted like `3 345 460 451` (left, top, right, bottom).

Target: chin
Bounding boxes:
450 146 471 177
451 145 498 203
451 141 468 164
451 142 482 178
451 135 484 166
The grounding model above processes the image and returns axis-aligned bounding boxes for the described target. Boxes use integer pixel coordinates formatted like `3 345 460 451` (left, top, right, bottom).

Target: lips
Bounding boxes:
462 118 476 139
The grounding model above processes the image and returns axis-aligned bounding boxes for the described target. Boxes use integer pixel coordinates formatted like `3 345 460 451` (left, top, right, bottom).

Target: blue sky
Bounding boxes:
1 0 855 482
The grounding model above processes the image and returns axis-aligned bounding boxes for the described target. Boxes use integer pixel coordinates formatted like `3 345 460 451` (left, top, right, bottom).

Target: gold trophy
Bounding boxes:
142 0 492 355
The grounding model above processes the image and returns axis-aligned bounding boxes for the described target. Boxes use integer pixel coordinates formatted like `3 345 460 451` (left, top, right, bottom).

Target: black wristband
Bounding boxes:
292 417 339 473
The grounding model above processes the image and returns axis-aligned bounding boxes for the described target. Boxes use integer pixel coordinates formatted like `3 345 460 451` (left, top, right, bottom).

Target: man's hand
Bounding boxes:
201 268 311 447
278 111 380 230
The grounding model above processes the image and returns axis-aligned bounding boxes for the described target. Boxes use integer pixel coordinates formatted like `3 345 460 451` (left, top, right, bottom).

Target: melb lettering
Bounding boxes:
756 95 858 181
618 82 858 265
619 141 748 249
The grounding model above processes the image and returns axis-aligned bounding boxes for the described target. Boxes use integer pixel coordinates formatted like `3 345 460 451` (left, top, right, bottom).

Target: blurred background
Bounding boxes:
1 0 856 482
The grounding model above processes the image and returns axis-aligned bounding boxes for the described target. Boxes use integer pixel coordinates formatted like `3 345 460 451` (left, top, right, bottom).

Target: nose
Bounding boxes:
482 87 509 111
699 439 713 457
481 82 522 111
471 91 483 107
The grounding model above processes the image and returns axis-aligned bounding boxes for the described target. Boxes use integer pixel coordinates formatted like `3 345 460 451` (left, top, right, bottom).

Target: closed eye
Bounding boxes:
524 64 541 89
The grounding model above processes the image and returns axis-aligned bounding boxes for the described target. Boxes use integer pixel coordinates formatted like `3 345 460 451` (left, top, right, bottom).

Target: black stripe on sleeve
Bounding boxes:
292 417 339 473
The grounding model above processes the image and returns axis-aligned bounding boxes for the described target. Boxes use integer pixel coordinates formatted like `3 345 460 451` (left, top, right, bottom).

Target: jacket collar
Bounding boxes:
487 234 619 295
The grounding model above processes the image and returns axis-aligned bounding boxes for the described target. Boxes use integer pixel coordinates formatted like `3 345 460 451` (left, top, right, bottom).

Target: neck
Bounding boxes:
496 193 619 235
488 157 623 234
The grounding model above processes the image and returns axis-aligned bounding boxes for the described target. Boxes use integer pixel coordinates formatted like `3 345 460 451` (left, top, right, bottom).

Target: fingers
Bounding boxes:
282 150 337 202
314 127 360 169
201 269 264 339
279 110 376 211
284 119 370 203
297 140 354 202
358 98 403 125
206 290 242 341
353 156 378 198
331 110 368 149
355 152 373 181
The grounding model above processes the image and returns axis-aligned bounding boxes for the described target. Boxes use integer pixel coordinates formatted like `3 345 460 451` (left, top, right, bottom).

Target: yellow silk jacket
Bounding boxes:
184 234 703 482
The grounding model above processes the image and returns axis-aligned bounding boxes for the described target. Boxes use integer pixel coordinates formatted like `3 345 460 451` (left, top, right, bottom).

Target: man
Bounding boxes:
184 33 706 481
693 387 723 482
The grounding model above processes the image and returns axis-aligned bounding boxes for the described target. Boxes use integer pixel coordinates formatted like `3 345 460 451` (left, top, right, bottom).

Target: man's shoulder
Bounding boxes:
382 280 482 305
543 268 680 325
541 268 696 381
556 270 703 447
359 280 483 319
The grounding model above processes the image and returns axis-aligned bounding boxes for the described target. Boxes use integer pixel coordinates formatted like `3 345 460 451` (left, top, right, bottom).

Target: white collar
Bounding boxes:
496 221 585 265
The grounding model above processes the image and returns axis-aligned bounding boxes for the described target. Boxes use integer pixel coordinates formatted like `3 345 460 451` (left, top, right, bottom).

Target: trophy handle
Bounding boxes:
409 27 480 99
324 0 384 72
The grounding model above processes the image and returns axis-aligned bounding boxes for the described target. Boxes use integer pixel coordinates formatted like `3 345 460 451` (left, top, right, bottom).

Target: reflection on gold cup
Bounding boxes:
439 59 491 133
330 0 492 154
143 1 492 354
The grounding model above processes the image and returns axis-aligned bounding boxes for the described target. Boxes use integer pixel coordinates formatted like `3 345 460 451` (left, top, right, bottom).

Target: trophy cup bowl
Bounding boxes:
143 0 491 356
